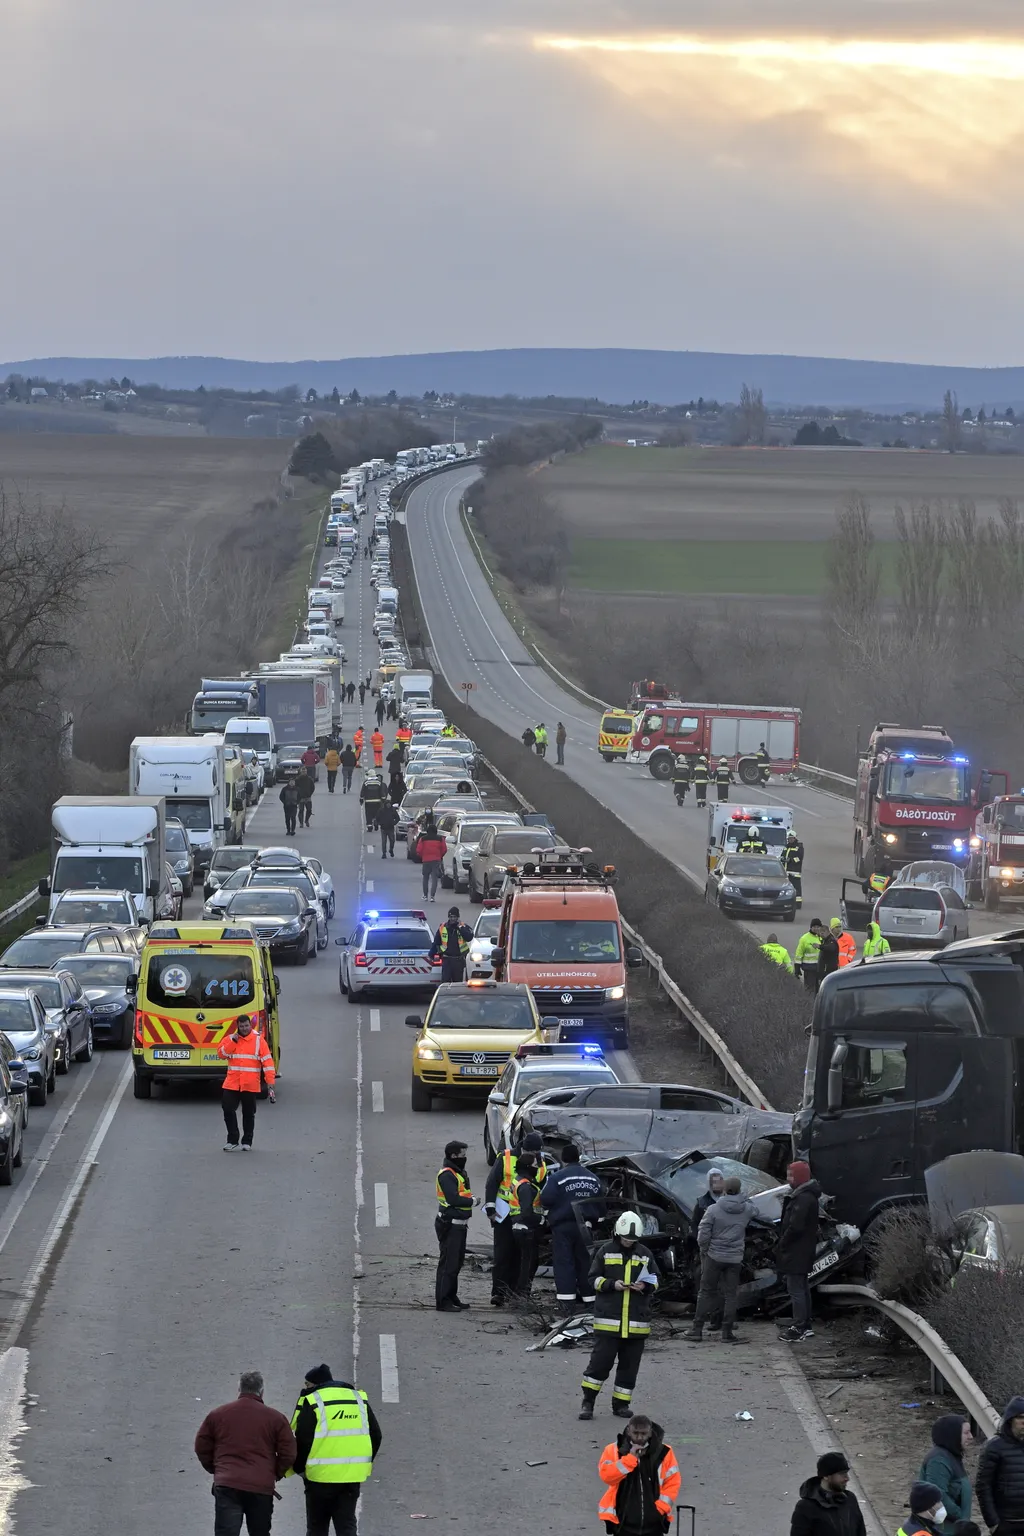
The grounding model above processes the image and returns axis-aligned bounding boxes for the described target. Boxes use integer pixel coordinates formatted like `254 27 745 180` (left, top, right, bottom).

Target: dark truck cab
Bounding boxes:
793 931 1024 1230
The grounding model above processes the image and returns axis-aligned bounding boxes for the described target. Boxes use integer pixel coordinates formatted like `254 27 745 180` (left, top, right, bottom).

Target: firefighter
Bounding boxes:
783 830 804 907
540 1144 604 1313
756 742 771 786
715 756 734 802
737 826 768 855
693 755 709 809
359 773 385 831
671 754 690 806
579 1211 659 1421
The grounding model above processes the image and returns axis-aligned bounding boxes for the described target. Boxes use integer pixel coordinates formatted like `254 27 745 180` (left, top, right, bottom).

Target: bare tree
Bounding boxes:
941 389 962 454
894 500 946 641
733 384 768 447
825 494 882 629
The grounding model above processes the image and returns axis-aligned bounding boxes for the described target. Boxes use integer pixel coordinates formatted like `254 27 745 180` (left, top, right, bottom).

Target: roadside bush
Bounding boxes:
865 1206 946 1309
481 416 602 470
472 469 568 591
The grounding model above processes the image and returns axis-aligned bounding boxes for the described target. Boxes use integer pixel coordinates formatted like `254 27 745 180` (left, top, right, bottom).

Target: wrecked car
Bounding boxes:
926 1150 1024 1275
579 1150 861 1314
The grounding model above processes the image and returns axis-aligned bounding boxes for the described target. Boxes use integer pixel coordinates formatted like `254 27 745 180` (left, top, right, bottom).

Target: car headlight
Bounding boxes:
779 883 795 896
174 858 190 873
277 920 304 937
416 1044 444 1061
605 985 626 1001
883 833 898 845
721 883 740 896
952 839 964 852
1001 867 1018 880
207 874 221 889
22 1046 41 1061
0 1111 11 1133
93 1001 124 1015
970 836 982 849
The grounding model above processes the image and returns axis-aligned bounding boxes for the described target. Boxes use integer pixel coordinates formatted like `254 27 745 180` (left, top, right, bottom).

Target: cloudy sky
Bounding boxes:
3 0 1024 366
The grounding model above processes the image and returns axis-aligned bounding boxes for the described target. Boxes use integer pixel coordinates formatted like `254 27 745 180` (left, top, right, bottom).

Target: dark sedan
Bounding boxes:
207 887 317 964
55 954 138 1048
0 969 94 1071
704 853 797 921
0 1045 26 1185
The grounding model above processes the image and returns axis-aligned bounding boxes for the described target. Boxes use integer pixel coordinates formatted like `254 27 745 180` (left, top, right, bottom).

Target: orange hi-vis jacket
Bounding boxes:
598 1438 681 1528
217 1030 275 1092
837 930 857 967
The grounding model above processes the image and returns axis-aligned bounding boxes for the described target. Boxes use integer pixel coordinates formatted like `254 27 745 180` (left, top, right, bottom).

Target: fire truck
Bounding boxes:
968 792 1024 910
853 722 1006 878
626 698 801 782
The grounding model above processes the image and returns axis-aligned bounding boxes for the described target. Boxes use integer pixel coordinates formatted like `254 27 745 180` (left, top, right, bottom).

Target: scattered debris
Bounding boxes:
734 1411 753 1422
526 1459 548 1467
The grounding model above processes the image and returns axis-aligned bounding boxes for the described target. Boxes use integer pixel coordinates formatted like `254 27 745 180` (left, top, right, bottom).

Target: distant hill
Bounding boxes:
6 348 1024 411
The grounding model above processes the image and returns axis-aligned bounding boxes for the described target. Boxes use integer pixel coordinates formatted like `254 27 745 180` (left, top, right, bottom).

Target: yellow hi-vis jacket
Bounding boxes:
291 1385 373 1484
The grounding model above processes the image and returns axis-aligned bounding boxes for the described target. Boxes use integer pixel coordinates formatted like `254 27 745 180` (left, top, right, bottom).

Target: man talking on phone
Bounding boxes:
217 1015 275 1152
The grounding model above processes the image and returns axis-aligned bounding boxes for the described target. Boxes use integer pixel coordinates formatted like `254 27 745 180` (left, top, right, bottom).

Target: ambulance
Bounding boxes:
598 710 636 763
706 805 794 874
130 921 281 1100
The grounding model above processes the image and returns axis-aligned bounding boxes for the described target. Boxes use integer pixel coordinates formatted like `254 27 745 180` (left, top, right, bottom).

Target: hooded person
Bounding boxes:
920 1416 973 1534
597 1415 681 1536
977 1395 1024 1533
684 1176 760 1343
899 1482 949 1536
689 1167 726 1245
863 920 891 959
790 1452 867 1536
776 1160 821 1342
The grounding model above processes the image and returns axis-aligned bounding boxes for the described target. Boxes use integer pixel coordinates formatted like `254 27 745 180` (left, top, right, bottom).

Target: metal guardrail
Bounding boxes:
819 1283 1001 1433
0 888 41 928
798 762 857 796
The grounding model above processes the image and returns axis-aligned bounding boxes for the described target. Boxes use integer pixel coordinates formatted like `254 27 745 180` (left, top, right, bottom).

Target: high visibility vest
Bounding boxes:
738 837 766 854
217 1030 274 1090
863 932 891 958
760 942 793 973
597 1441 682 1526
672 761 690 782
500 1149 548 1212
435 922 469 957
693 761 708 783
535 728 548 745
436 1165 472 1215
868 872 890 894
783 845 803 874
715 764 731 783
291 1386 373 1485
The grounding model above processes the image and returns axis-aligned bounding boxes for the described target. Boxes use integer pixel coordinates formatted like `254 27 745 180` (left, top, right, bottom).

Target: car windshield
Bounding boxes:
3 975 62 1007
510 921 622 963
210 848 259 874
725 827 787 851
513 1067 617 1102
59 957 134 986
457 823 502 848
145 953 256 1009
52 855 143 894
603 716 634 734
401 791 444 811
428 993 537 1030
722 857 784 877
165 826 188 853
0 996 37 1035
657 1156 778 1209
882 761 969 805
171 800 213 831
1 933 91 966
365 928 432 951
493 831 556 854
248 872 317 902
228 890 303 917
473 913 502 940
879 889 943 911
996 802 1024 829
225 732 272 753
53 898 130 925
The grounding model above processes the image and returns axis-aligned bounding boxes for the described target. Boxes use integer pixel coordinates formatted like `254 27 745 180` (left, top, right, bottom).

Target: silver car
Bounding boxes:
253 847 336 919
338 909 438 1002
0 990 57 1105
468 909 503 977
874 861 970 948
468 827 563 903
443 814 524 893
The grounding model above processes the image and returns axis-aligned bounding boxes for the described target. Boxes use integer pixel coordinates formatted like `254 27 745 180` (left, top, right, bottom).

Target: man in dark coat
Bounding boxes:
817 925 840 983
377 799 399 859
279 779 299 837
295 768 315 827
977 1395 1024 1534
776 1160 821 1342
194 1369 296 1535
790 1452 866 1536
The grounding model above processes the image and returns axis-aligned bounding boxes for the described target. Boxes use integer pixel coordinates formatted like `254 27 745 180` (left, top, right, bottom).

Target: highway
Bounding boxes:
404 464 1009 948
0 487 880 1536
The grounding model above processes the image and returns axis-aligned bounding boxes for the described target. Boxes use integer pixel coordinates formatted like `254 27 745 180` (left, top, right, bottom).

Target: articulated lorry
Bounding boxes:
253 670 333 749
190 679 260 735
42 796 170 924
129 736 246 874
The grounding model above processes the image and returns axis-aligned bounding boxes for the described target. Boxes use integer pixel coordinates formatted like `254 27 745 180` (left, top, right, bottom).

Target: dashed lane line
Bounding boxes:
369 1008 381 1034
374 1183 390 1227
379 1334 399 1402
371 1081 384 1112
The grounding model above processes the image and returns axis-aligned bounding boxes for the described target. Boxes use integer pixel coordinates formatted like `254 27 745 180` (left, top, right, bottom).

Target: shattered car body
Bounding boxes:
578 1150 861 1314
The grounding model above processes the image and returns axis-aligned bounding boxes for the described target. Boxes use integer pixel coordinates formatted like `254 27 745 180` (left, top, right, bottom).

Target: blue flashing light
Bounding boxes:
364 910 379 920
953 755 968 764
582 1042 604 1056
902 752 917 760
952 839 964 851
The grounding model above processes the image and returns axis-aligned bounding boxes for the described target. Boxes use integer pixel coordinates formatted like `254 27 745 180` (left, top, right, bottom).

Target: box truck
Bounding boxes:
396 669 433 711
254 671 333 748
129 736 244 874
42 796 169 924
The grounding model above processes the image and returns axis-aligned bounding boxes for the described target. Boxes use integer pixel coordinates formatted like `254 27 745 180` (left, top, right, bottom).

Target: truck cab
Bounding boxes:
969 794 1024 911
793 935 1024 1230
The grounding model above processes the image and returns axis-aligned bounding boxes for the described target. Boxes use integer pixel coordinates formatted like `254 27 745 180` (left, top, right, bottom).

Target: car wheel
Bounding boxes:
411 1074 432 1112
340 963 349 995
783 912 796 923
132 1072 152 1100
119 1014 133 1050
483 1128 496 1166
56 1044 70 1076
297 941 310 967
346 983 362 1005
317 932 328 952
328 893 336 918
0 1138 13 1187
469 879 482 905
75 1024 94 1063
441 866 453 889
29 1078 46 1108
12 1126 23 1169
184 878 194 897
47 1060 56 1093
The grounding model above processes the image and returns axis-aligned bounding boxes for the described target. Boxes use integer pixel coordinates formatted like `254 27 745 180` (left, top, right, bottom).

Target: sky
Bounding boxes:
3 0 1024 367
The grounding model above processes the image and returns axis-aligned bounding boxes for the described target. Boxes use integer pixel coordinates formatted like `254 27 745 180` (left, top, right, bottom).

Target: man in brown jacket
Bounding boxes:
194 1370 296 1535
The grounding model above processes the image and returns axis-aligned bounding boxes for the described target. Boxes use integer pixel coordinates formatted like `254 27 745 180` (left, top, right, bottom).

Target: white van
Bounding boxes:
224 716 279 786
373 512 389 536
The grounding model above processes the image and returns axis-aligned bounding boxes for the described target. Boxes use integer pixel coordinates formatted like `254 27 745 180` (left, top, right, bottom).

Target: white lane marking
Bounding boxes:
0 1346 30 1529
379 1334 399 1402
352 1006 365 1379
0 1058 132 1349
757 789 822 819
366 844 375 855
365 879 374 892
369 1008 381 1034
0 1057 101 1259
374 1182 390 1227
371 1080 384 1112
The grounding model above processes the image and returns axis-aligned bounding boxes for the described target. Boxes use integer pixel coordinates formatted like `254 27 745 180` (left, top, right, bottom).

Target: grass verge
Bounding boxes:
0 851 49 914
569 537 898 596
260 481 327 659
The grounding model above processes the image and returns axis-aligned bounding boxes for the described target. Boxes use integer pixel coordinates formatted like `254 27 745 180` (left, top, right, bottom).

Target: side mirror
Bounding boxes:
304 909 317 920
540 1016 560 1028
626 946 644 969
489 1091 508 1106
35 915 46 927
148 879 160 898
405 1014 423 1029
37 878 50 898
8 1076 26 1093
335 935 347 946
490 946 505 966
125 975 137 996
224 816 232 832
827 1037 848 1113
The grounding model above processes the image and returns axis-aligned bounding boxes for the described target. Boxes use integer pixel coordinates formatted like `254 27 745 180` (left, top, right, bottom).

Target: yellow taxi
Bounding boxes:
131 921 281 1100
598 711 636 763
407 980 553 1112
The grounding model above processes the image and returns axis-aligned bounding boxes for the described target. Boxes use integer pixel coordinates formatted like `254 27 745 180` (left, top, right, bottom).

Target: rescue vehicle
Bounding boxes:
968 792 1024 910
706 805 794 873
597 709 637 763
626 699 801 782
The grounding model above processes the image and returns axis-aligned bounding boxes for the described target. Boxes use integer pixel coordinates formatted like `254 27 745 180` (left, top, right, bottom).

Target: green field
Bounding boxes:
569 537 899 595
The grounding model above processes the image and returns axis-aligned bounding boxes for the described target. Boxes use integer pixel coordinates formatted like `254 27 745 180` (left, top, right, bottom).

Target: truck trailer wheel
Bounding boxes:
985 882 1001 912
648 754 674 781
737 757 761 786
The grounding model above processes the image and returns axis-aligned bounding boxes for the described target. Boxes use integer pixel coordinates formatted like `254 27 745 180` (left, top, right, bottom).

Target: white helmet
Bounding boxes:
614 1211 644 1240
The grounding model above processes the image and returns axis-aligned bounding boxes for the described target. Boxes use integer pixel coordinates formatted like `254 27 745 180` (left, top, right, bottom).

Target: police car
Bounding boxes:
337 909 438 1003
482 1042 621 1163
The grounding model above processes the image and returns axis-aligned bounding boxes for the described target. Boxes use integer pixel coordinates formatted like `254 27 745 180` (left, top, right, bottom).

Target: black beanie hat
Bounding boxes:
910 1483 943 1516
305 1364 333 1387
817 1452 850 1477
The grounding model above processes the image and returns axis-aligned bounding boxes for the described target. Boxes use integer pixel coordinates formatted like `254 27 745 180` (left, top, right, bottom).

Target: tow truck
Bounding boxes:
853 722 1006 878
968 792 1024 910
706 805 794 873
625 697 801 782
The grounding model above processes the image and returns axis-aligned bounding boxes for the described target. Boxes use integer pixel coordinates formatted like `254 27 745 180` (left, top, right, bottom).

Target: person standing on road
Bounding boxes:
672 755 691 805
795 919 825 991
863 920 891 958
377 799 399 859
388 772 407 806
339 745 356 795
429 907 473 981
509 1152 544 1298
715 756 734 802
597 1415 681 1536
374 697 386 728
789 1452 866 1536
435 1139 478 1312
386 744 404 779
484 1132 547 1306
757 741 771 785
977 1396 1024 1536
540 1143 603 1313
776 1160 820 1341
345 681 355 704
323 746 341 794
217 1015 275 1151
290 1363 382 1536
370 728 384 768
387 697 398 721
295 769 315 828
684 1175 759 1343
522 726 536 751
415 818 447 901
194 1369 296 1536
693 755 709 809
358 682 366 706
783 831 805 908
817 922 841 984
352 727 364 766
534 723 548 757
279 779 299 837
555 722 567 766
579 1212 659 1421
738 828 768 855
832 916 856 967
919 1415 973 1534
760 934 794 973
359 773 384 831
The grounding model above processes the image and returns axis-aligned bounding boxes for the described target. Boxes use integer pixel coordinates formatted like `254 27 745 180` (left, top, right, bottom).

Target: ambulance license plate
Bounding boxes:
459 1065 499 1077
151 1048 190 1060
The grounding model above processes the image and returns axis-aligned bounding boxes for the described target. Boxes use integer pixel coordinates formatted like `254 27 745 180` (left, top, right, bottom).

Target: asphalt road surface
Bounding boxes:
404 465 1009 948
0 487 880 1536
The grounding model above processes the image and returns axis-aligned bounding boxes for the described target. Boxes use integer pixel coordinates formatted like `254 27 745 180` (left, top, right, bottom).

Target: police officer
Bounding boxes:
579 1211 659 1421
783 830 804 907
435 1139 478 1312
738 827 768 855
290 1363 382 1535
715 756 734 802
693 755 709 809
671 754 690 806
484 1131 547 1304
759 933 794 973
429 907 473 982
509 1153 544 1298
540 1144 604 1313
756 741 771 786
534 723 548 758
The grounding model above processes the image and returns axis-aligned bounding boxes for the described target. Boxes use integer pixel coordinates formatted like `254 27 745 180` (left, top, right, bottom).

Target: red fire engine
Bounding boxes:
626 698 801 781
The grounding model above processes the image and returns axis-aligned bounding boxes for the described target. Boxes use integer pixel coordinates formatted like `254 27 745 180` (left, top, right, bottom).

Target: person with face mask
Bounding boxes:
790 1451 866 1536
434 1139 479 1312
216 1015 275 1152
900 1484 951 1536
920 1416 973 1534
689 1167 726 1246
579 1211 659 1422
597 1414 681 1536
977 1395 1024 1535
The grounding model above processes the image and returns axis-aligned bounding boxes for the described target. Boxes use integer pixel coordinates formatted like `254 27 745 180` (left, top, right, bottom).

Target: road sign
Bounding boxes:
460 682 476 692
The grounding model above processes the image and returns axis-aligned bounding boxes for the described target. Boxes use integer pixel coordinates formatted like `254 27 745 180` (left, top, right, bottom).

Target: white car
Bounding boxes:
338 909 438 1002
443 813 523 893
251 847 336 918
468 908 502 977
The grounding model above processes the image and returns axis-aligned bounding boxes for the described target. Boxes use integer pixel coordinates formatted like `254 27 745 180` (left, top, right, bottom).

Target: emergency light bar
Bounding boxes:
363 909 427 921
515 1042 605 1060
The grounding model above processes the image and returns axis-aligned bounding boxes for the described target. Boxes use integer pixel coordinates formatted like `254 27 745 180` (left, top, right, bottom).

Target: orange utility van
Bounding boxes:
490 849 643 1049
